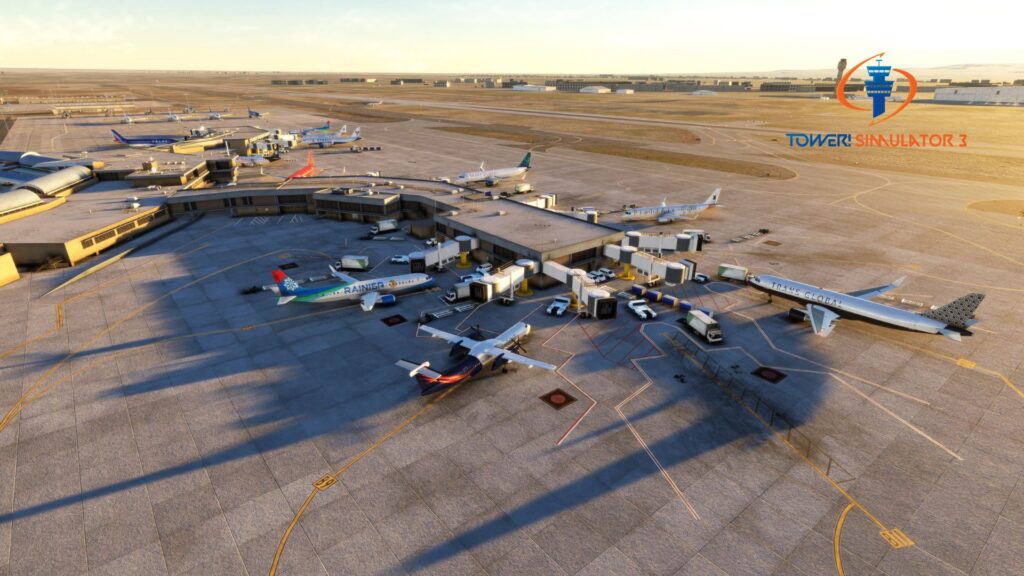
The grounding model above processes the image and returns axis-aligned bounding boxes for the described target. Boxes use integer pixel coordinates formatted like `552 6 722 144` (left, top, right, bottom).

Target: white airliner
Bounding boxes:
622 188 721 223
303 127 361 148
271 266 434 311
747 273 984 341
396 321 556 395
454 152 532 186
224 142 269 167
120 114 133 124
166 113 181 122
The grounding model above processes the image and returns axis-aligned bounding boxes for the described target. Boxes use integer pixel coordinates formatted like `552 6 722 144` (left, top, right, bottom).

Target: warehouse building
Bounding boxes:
339 77 377 83
934 86 1024 105
580 86 611 94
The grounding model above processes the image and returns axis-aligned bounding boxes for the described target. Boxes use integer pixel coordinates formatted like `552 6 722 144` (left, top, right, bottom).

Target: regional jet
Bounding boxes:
303 127 361 148
290 120 332 135
110 129 182 148
453 152 532 186
746 273 984 341
622 189 721 224
396 321 557 395
270 267 434 311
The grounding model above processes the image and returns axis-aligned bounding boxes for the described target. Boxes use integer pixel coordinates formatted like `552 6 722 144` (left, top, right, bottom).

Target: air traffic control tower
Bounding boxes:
865 58 894 119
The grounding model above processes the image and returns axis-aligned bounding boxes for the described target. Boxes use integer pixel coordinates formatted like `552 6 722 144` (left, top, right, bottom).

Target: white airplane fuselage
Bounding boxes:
747 274 948 335
455 165 526 185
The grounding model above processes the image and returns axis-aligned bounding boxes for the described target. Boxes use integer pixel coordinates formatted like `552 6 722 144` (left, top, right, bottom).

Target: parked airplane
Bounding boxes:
283 150 318 179
396 321 557 395
303 127 361 148
224 142 269 167
166 113 181 122
290 120 332 135
247 108 264 119
270 267 434 311
454 152 531 186
110 129 181 148
119 114 133 124
208 110 222 120
746 273 984 341
622 188 721 223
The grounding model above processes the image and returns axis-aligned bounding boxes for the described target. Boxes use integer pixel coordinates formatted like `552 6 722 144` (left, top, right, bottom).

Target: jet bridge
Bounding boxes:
621 229 707 253
409 234 480 271
603 244 693 285
542 261 618 319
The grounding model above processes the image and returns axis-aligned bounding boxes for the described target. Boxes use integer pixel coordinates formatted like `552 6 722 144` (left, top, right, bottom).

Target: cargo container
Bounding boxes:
336 255 370 271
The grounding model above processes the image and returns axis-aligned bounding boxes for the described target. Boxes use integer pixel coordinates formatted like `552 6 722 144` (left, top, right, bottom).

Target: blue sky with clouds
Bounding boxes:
1 0 1021 72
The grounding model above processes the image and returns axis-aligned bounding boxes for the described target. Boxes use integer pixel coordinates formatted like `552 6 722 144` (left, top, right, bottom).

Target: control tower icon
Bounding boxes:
864 58 894 119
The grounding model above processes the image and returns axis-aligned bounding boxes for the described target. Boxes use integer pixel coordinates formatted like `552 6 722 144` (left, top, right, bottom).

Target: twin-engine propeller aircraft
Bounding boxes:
396 322 557 395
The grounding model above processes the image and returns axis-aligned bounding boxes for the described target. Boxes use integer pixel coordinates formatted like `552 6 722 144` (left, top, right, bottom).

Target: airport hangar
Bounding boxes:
162 178 626 287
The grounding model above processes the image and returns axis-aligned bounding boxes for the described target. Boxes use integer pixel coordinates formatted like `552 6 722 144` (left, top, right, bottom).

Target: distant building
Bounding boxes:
512 84 556 92
544 79 633 92
1015 79 1024 86
286 80 303 85
580 86 611 94
934 86 1024 105
615 88 634 94
339 77 376 83
759 81 792 92
434 80 451 88
270 80 287 85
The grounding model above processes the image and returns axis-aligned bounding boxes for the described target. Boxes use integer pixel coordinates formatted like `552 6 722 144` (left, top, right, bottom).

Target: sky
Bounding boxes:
1 0 1022 74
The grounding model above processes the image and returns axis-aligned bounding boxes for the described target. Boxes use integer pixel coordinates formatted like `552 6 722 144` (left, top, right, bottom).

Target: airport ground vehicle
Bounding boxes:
645 274 663 288
370 219 399 235
459 273 483 284
443 282 471 303
627 299 657 320
390 255 410 264
335 255 370 271
685 310 723 343
693 273 709 284
598 267 617 279
424 238 438 246
515 183 533 194
476 263 493 275
586 271 607 283
718 264 748 281
547 296 571 316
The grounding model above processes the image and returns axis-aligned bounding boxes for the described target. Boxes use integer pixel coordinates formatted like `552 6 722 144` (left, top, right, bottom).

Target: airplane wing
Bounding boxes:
806 304 839 337
484 347 557 371
419 324 477 346
845 276 906 300
360 292 379 312
329 265 358 283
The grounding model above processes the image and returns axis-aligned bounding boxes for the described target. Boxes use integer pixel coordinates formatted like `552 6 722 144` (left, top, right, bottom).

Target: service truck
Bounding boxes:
686 310 723 343
717 264 748 281
369 219 399 235
336 255 370 271
514 183 533 194
443 281 472 303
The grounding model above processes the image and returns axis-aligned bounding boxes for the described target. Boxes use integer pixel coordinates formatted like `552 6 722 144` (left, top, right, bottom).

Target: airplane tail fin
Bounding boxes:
305 150 314 168
519 152 532 169
921 293 985 330
353 127 361 137
110 129 127 144
271 269 301 301
705 188 722 206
